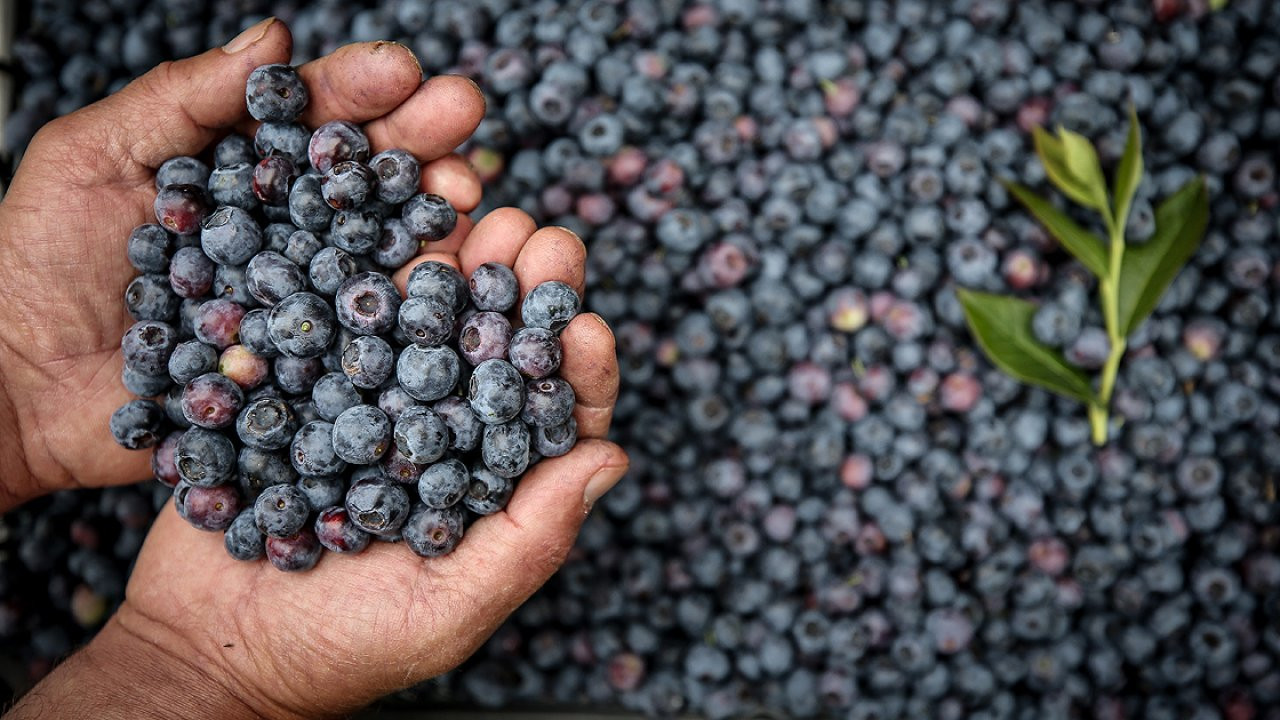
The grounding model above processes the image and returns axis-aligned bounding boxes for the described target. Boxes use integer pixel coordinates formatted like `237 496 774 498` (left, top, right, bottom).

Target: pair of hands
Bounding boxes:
1 19 627 719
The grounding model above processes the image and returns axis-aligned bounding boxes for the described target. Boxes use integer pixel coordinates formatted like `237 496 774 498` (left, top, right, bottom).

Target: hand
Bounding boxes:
4 19 628 720
0 18 477 509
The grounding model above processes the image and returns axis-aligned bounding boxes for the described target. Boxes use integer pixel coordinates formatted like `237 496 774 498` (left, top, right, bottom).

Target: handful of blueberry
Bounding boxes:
109 64 581 572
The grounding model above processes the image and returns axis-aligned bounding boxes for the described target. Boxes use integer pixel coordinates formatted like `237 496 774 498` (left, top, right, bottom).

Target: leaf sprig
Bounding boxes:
958 107 1210 445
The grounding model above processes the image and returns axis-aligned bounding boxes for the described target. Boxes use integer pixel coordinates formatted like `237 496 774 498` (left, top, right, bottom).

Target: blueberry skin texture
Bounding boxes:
168 245 215 299
417 458 469 509
284 230 324 268
296 475 346 512
254 122 310 166
265 530 323 572
308 120 371 174
309 246 359 296
406 260 469 313
469 359 526 424
373 218 419 269
332 404 393 464
330 208 383 255
290 420 348 476
254 483 311 538
123 367 172 398
402 193 458 243
168 340 218 385
402 504 465 558
154 183 212 235
369 148 420 204
174 427 236 487
312 372 362 422
126 274 181 322
434 396 483 452
109 399 165 450
508 327 562 379
214 134 255 167
224 509 265 561
398 295 455 347
314 506 372 554
246 251 306 307
180 372 244 429
245 64 308 123
252 155 299 206
532 417 578 458
267 292 336 358
393 406 449 465
237 447 298 498
156 156 210 189
236 396 297 451
182 485 242 532
521 281 582 332
469 262 520 313
345 479 412 535
482 420 532 479
122 320 178 376
463 464 515 516
208 162 258 211
127 223 175 273
239 309 279 358
200 206 263 266
459 311 514 366
341 335 395 389
397 345 461 402
288 173 334 232
274 354 325 395
321 160 378 210
522 377 576 426
335 272 402 336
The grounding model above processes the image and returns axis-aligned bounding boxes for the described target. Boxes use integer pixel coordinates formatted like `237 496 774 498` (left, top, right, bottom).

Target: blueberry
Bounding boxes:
252 155 299 206
295 475 345 512
168 340 218 385
340 335 395 389
433 395 483 452
463 464 514 516
522 281 581 332
290 420 347 476
482 420 531 478
398 295 455 347
314 506 371 554
508 327 562 379
267 292 336 358
309 246 359 296
417 458 469 509
235 396 297 450
122 320 178 376
254 122 310 166
531 417 577 458
335 271 401 336
174 427 236 487
378 445 424 485
469 262 519 312
127 223 175 273
154 183 212 235
373 218 419 269
307 120 370 174
459 311 514 366
469 358 525 424
237 447 298 498
192 299 246 350
265 529 322 572
282 230 323 268
332 404 392 464
245 64 308 123
393 406 449 465
369 148 420 204
126 273 180 322
345 478 411 535
182 485 242 531
180 372 244 429
321 160 377 210
522 377 576 426
224 509 265 561
151 431 184 487
329 208 383 255
397 344 461 401
406 260 469 313
245 251 305 306
214 134 255 167
402 504 465 557
199 206 262 266
1066 327 1111 370
377 385 421 423
402 193 457 243
311 372 362 422
287 173 333 232
273 354 325 395
1031 302 1080 348
108 399 164 450
238 308 279 358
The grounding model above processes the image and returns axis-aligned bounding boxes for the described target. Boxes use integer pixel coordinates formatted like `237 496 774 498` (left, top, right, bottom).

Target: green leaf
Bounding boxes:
957 289 1097 404
1111 104 1144 235
1033 126 1102 215
1117 177 1210 336
1058 127 1112 222
1001 180 1110 279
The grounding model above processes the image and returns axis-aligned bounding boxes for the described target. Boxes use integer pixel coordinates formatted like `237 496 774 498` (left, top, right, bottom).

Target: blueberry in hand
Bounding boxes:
252 155 299 206
321 160 378 210
417 458 469 509
273 354 325 395
156 156 210 189
200 206 263 266
245 64 308 123
254 483 311 538
127 223 176 273
180 372 244 429
214 134 255 167
469 262 519 312
122 320 178 376
168 340 218 385
290 420 348 476
369 148 420 204
254 122 310 166
308 120 370 173
397 344 461 401
402 193 457 243
332 404 392 465
236 396 297 450
463 464 514 516
183 485 242 531
174 426 236 487
238 447 298 498
406 260 469 313
522 280 581 332
154 183 212 235
403 504 465 557
398 295 455 347
288 173 334 232
208 162 258 211
126 274 181 322
246 251 306 306
393 406 449 464
311 372 362 422
433 395 483 452
224 509 265 561
469 358 525 424
265 529 322 572
267 292 336 358
532 417 577 458
373 218 419 269
314 506 371 554
459 311 513 366
508 327 562 379
341 335 395 389
329 208 383 255
482 419 531 478
168 246 215 299
345 478 411 536
109 399 164 450
308 246 359 296
192 298 246 350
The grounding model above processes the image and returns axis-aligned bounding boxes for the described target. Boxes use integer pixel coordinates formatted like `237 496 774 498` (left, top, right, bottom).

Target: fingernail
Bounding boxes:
224 17 275 54
584 464 627 508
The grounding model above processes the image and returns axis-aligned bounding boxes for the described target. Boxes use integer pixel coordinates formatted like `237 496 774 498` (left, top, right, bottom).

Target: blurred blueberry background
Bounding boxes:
3 0 1280 718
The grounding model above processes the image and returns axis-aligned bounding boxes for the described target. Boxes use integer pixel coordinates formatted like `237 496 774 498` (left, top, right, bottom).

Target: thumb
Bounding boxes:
78 18 292 170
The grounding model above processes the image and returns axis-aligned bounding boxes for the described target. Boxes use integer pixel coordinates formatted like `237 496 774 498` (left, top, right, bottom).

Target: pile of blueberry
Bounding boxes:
6 0 1280 719
109 63 581 572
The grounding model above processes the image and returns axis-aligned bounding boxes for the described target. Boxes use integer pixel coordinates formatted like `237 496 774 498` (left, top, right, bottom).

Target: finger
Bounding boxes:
296 41 423 128
511 226 588 297
559 313 619 439
364 75 486 163
391 250 462 297
78 17 291 171
388 215 474 295
421 154 483 214
456 207 538 274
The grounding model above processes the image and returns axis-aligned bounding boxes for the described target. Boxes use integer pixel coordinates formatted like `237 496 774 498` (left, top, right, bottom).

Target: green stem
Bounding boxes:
1090 223 1128 446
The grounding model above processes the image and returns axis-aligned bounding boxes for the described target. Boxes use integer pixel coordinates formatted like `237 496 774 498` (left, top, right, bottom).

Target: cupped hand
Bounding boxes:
0 18 480 509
